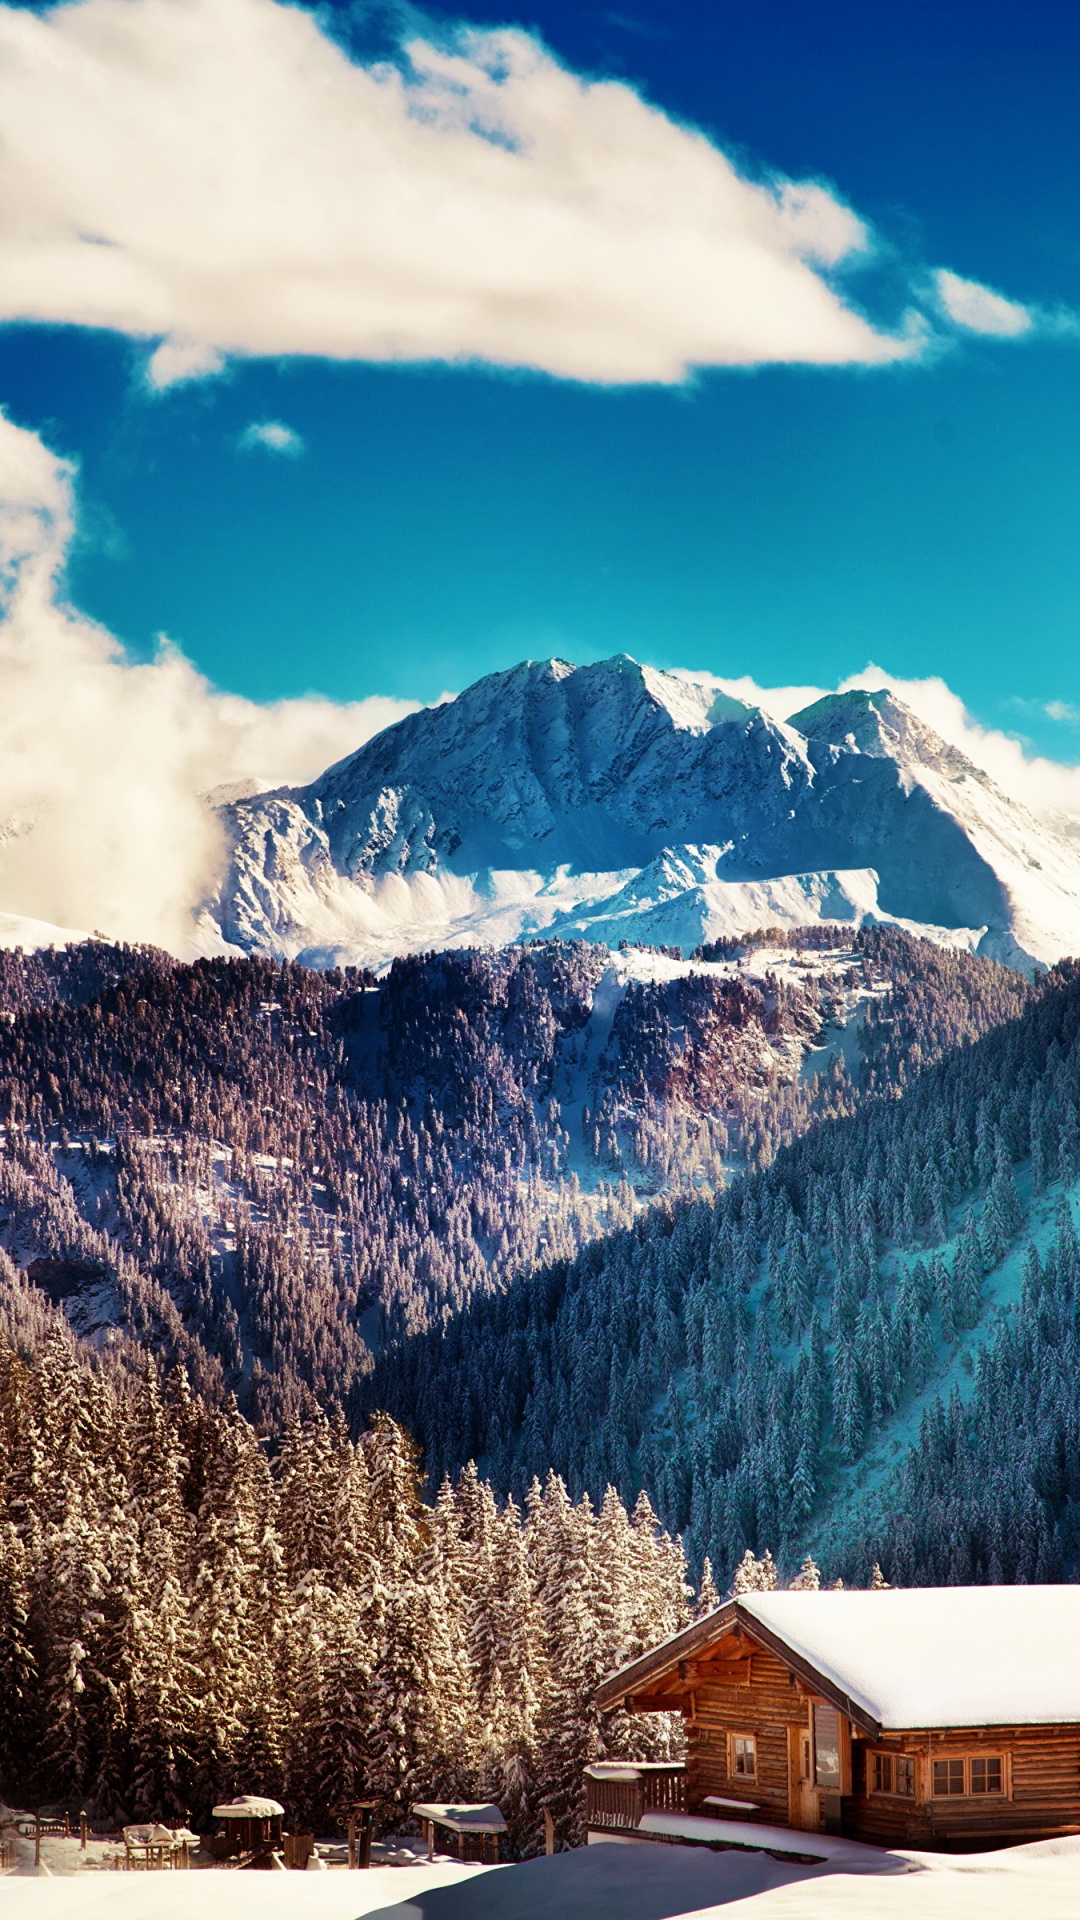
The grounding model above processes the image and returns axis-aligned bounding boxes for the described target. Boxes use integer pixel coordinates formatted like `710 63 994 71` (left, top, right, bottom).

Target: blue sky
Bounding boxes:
2 0 1080 754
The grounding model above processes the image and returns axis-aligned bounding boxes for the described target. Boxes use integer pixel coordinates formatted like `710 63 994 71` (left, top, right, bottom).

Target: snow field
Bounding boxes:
0 1859 490 1919
5 1839 1079 1920
707 1844 1080 1920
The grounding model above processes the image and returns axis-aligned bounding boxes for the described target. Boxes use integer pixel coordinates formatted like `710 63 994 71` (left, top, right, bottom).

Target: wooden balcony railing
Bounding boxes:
584 1762 686 1834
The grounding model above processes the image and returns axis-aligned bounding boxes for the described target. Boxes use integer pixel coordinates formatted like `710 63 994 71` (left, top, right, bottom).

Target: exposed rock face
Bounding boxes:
208 657 1080 970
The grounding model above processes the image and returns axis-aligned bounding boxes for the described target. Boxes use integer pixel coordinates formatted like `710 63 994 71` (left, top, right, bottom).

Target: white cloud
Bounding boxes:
0 0 932 385
238 419 305 456
146 337 227 390
934 268 1033 339
0 409 416 951
1045 700 1080 724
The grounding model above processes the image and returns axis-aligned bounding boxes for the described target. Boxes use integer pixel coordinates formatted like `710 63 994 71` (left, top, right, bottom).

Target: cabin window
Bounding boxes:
871 1752 915 1798
731 1734 757 1779
932 1756 1004 1798
813 1705 842 1789
970 1757 1003 1795
933 1759 966 1797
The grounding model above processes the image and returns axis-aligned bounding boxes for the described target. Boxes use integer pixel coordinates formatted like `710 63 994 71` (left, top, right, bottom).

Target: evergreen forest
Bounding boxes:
1 927 1077 1829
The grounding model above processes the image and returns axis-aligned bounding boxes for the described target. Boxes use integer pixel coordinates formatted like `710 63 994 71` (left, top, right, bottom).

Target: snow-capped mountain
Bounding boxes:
209 654 1080 970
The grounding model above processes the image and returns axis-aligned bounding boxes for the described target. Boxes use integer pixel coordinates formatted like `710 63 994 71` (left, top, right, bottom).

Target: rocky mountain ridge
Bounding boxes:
209 655 1080 971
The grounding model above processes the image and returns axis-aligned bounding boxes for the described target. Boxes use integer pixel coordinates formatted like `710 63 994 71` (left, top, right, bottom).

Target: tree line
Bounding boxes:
0 1317 693 1846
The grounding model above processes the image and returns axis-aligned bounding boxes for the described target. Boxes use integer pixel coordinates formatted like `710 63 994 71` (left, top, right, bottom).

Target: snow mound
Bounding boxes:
4 1840 1080 1920
0 910 89 951
357 1841 895 1920
0 1861 487 1915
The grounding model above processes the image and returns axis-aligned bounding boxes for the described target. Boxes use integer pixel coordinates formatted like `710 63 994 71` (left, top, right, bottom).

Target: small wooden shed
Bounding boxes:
209 1795 284 1858
595 1587 1080 1851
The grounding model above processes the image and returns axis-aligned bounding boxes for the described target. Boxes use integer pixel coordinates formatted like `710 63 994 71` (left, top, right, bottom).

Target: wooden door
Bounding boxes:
788 1725 818 1830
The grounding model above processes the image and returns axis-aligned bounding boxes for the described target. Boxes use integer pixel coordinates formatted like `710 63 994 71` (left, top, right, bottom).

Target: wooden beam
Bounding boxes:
628 1690 691 1714
595 1601 739 1710
682 1657 752 1684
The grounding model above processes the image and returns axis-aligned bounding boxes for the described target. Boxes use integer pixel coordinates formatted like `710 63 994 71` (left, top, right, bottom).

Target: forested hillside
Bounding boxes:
0 931 1026 1426
0 1310 689 1841
0 926 1069 1831
366 958 1080 1589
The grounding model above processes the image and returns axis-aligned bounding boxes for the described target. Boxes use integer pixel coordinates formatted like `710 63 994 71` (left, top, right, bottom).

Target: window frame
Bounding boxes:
729 1732 757 1781
929 1752 1009 1800
869 1750 915 1799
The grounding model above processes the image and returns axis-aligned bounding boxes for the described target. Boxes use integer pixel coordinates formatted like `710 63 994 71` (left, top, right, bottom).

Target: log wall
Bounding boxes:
847 1724 1080 1848
686 1682 1080 1846
686 1647 809 1826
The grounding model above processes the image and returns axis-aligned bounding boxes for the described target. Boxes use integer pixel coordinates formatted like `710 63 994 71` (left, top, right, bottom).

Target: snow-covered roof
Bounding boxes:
740 1588 1080 1730
597 1586 1080 1732
411 1803 507 1834
212 1795 284 1820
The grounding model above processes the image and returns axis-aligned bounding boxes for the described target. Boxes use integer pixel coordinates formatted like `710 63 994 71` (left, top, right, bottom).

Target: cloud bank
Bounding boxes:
0 409 415 951
0 0 962 384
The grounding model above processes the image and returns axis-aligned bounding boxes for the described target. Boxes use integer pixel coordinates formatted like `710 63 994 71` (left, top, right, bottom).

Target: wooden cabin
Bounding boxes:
594 1587 1080 1852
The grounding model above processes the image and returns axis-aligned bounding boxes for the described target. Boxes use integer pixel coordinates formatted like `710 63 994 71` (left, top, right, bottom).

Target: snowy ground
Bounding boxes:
4 1837 1080 1920
0 1862 486 1919
708 1839 1080 1919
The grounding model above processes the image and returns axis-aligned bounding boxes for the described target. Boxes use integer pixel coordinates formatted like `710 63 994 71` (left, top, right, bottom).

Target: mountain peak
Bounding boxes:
791 686 912 753
788 686 977 782
211 654 1080 973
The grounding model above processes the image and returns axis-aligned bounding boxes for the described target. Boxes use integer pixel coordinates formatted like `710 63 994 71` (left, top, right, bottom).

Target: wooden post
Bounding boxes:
543 1807 555 1856
79 1812 89 1851
34 1814 41 1867
356 1802 375 1868
424 1818 434 1862
64 1813 71 1838
347 1801 375 1868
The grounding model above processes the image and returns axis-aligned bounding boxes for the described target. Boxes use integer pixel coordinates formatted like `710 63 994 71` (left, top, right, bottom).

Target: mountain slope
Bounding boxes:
362 954 1080 1586
0 930 1028 1425
209 656 1080 971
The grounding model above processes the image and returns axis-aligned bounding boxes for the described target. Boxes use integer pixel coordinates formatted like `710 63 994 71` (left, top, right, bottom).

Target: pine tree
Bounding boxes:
695 1557 721 1617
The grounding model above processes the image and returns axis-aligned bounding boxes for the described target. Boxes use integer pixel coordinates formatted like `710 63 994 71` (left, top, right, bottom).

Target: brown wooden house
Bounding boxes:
594 1587 1080 1851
